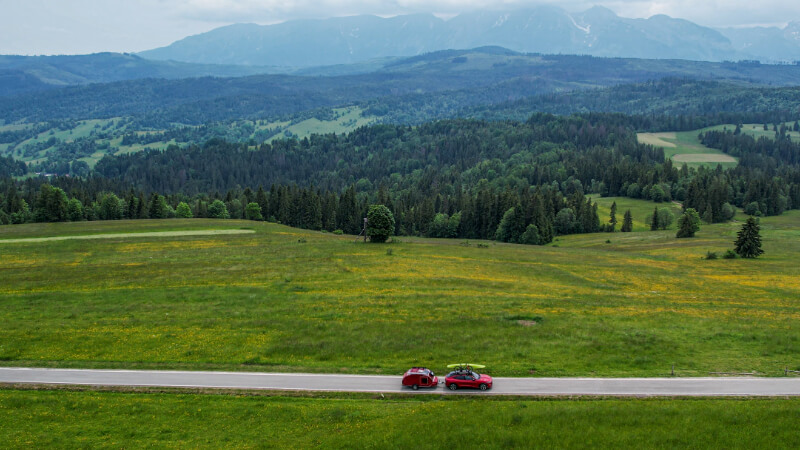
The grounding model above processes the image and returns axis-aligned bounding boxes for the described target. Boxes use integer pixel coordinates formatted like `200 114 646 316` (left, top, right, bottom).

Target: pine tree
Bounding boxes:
650 206 659 231
734 217 764 258
676 208 700 238
621 209 633 232
609 201 617 232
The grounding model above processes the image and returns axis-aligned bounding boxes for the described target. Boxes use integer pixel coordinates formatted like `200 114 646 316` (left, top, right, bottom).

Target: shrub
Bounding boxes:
333 229 344 235
705 251 718 260
723 250 738 259
208 200 230 219
175 202 193 218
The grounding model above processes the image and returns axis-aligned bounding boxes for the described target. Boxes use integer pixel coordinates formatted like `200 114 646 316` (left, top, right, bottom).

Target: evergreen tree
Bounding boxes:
621 209 633 232
148 193 168 219
676 208 701 238
366 204 395 243
609 201 617 232
734 217 764 258
66 198 84 222
650 207 659 231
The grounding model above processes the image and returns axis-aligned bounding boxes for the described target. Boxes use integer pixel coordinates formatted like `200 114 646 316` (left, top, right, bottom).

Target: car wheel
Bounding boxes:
448 383 458 391
479 383 488 391
412 384 418 390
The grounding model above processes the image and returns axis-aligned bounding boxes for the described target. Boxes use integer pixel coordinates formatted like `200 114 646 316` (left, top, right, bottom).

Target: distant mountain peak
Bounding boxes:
138 7 800 66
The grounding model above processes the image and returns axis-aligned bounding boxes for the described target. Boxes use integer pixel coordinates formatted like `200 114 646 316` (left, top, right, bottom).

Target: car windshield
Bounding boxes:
470 371 479 380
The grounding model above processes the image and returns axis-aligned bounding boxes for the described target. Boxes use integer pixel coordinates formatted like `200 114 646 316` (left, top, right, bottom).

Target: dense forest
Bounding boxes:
2 113 798 245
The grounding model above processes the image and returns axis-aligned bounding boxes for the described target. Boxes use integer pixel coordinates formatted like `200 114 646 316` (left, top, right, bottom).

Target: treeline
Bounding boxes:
0 177 602 246
0 154 27 177
3 112 800 244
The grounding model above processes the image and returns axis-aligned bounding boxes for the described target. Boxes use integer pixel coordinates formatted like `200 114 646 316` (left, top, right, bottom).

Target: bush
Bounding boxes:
723 250 738 259
245 202 263 221
208 200 230 219
175 202 193 218
333 229 344 235
705 251 718 260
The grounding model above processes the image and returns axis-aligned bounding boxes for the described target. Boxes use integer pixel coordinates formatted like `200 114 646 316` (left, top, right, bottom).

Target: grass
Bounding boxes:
638 122 800 170
1 209 799 377
593 197 684 232
637 130 737 169
1 389 798 448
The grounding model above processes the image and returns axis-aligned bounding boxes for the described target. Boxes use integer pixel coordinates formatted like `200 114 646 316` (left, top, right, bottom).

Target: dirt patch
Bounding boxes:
0 229 256 244
517 320 538 327
638 133 677 148
672 154 737 163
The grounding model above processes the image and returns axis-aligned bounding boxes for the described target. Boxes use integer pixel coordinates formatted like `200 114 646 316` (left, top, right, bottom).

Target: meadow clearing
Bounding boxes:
0 200 798 377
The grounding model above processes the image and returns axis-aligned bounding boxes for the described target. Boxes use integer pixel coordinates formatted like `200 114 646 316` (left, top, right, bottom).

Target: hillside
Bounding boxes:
4 49 800 125
0 53 281 97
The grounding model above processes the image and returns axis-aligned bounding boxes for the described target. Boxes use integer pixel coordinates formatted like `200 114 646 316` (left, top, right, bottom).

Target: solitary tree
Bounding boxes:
366 204 395 243
621 210 633 232
609 201 617 232
676 208 701 238
734 217 764 258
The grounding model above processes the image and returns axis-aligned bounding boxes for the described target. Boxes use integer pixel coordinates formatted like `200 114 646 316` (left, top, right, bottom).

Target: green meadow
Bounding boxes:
1 202 798 377
637 130 738 169
1 390 798 448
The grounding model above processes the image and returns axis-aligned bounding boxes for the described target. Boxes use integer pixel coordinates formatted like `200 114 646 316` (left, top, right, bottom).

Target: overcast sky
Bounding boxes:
2 0 799 55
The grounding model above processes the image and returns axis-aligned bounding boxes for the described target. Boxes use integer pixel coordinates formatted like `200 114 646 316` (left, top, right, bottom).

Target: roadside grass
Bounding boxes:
0 212 798 377
1 389 798 448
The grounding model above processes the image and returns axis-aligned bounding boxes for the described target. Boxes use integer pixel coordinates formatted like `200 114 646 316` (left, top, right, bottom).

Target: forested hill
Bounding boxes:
4 113 798 244
0 53 280 97
4 49 800 124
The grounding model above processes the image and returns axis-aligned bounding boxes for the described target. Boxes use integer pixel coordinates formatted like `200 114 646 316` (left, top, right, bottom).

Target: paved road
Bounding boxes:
2 368 800 396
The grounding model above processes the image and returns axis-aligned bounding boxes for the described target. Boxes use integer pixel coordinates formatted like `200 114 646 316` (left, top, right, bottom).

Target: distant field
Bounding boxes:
637 130 738 169
1 208 798 377
1 390 798 448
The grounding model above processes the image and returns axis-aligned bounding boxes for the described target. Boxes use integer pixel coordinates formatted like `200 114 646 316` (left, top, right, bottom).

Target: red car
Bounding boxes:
402 367 439 390
445 370 493 391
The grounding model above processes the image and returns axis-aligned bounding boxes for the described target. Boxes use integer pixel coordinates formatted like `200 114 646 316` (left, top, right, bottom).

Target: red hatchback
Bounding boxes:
445 370 493 391
402 367 439 390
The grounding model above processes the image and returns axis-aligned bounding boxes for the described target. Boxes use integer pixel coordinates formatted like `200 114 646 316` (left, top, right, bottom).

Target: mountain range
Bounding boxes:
140 6 800 67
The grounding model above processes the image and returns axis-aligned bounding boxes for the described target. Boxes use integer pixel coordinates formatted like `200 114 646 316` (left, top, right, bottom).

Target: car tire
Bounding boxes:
448 383 458 391
412 384 418 390
479 383 488 391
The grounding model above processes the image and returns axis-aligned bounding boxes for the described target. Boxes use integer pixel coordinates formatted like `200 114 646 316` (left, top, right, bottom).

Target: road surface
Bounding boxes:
2 368 800 396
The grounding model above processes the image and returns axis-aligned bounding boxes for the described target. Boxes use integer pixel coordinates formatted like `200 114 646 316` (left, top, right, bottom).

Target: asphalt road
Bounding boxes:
2 368 800 396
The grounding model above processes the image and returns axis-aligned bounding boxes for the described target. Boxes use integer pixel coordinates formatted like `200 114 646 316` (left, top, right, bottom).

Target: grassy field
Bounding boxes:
1 203 798 377
637 131 738 169
638 122 800 170
593 197 684 232
1 389 798 448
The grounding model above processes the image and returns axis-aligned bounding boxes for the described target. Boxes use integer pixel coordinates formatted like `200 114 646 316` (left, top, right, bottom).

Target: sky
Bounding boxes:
2 0 799 55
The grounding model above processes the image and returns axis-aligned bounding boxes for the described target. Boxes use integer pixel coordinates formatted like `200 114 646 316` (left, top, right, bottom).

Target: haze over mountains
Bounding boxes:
140 6 800 67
